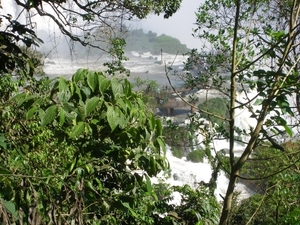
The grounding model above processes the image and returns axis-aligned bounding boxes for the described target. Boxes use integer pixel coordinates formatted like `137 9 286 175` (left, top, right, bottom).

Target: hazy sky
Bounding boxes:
128 0 204 49
2 0 203 51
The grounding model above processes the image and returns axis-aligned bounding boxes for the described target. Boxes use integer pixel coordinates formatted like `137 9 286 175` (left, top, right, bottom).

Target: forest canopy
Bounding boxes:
125 29 190 55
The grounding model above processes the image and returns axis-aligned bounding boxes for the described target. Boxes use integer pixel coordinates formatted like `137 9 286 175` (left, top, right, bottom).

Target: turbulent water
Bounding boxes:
43 51 255 204
43 51 186 86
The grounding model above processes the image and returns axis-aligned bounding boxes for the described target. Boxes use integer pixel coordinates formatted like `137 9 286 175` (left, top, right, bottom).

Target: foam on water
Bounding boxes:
153 147 254 204
42 53 255 205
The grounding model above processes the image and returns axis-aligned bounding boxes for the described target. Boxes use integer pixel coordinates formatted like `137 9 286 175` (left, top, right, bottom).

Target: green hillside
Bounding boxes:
125 29 190 55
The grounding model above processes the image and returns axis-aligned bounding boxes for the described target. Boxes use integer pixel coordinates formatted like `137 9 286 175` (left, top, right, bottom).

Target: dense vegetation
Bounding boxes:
125 29 190 55
228 141 300 224
0 1 221 224
2 0 300 224
162 121 194 158
182 1 300 223
65 28 190 59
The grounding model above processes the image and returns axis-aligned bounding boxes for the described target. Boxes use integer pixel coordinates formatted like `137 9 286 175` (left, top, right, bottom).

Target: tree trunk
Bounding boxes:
219 171 238 225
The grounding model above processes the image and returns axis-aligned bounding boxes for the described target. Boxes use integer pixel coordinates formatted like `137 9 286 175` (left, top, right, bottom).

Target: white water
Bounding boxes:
42 52 257 204
159 90 260 204
4 0 300 210
154 148 254 203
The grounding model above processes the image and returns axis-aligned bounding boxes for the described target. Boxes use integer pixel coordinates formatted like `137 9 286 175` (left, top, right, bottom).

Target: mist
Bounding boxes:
2 0 203 58
128 0 204 49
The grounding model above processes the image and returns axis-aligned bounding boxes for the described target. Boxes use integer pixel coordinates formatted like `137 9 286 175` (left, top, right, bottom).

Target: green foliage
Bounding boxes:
153 184 221 224
163 121 194 158
125 29 190 55
170 147 184 159
0 133 6 149
132 77 160 93
230 194 273 225
131 77 161 111
104 38 130 76
182 0 300 223
0 69 222 224
187 149 206 163
19 46 45 76
229 141 300 224
0 69 169 224
198 97 229 126
0 15 43 76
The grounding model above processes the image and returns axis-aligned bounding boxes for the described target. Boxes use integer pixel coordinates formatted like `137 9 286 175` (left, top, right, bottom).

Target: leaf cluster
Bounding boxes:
231 142 300 224
0 69 169 224
0 15 43 76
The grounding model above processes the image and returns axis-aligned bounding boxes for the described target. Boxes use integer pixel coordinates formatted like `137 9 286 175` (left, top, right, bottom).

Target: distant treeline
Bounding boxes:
56 28 190 58
125 29 190 55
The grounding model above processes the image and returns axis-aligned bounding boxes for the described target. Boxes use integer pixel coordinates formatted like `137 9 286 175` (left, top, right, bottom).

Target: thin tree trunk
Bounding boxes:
219 172 238 225
219 0 240 224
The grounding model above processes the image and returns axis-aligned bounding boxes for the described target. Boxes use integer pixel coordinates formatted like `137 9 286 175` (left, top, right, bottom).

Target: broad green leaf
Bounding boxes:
15 94 36 107
85 163 94 174
116 98 127 112
156 119 162 136
74 84 82 101
124 98 133 110
67 111 77 122
98 76 110 94
85 97 100 116
87 71 98 92
87 181 96 192
150 156 157 176
84 123 93 134
107 106 119 131
58 77 68 92
62 101 74 112
1 198 18 219
284 125 293 137
121 202 137 218
10 92 26 102
157 137 166 155
0 166 11 175
149 114 156 130
254 98 263 106
111 79 123 98
69 161 76 173
69 121 85 138
59 107 66 126
72 68 88 83
96 178 103 192
138 111 146 126
58 90 71 102
81 86 91 99
33 98 43 106
50 79 59 97
145 175 152 193
41 105 57 126
114 107 127 129
0 134 7 149
26 106 37 120
124 79 132 96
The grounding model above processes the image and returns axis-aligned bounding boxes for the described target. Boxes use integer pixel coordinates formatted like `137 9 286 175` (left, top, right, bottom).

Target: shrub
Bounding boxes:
186 149 206 163
171 146 184 158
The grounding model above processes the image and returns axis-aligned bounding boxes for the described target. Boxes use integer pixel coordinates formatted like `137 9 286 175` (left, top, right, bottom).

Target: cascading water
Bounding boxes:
43 51 258 203
162 147 254 203
157 89 259 204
